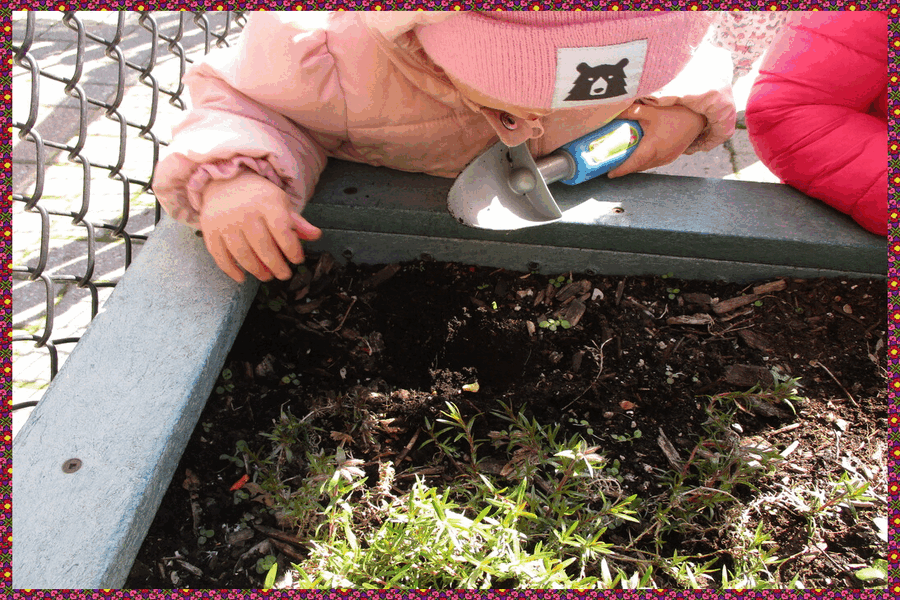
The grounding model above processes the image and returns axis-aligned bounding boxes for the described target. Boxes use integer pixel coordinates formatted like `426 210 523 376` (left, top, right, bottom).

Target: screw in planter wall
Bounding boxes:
61 458 82 474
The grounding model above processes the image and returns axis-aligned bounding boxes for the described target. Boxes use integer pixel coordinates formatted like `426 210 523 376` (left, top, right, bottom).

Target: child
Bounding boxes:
153 11 736 283
745 11 887 236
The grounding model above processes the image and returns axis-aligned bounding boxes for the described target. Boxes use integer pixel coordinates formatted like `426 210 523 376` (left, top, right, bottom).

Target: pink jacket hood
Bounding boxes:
153 11 735 228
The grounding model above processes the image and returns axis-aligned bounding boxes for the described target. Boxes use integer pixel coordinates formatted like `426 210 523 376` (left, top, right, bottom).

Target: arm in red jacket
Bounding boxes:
746 12 887 236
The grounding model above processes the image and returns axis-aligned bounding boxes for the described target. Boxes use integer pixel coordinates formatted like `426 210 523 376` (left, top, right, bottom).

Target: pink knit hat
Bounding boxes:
417 11 713 111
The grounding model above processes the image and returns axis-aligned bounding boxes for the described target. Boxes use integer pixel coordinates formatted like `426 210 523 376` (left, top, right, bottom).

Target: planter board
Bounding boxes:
304 160 885 281
12 160 885 588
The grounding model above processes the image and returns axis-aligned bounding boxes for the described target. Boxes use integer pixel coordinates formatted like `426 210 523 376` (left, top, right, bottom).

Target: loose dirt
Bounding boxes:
127 254 887 589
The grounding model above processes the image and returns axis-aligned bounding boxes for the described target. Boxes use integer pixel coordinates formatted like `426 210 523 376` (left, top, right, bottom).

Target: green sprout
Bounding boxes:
215 368 235 395
550 275 570 288
538 318 571 332
611 430 643 444
198 528 215 545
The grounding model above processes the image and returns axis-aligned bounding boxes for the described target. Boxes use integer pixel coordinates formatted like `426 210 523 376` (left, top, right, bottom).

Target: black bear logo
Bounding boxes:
564 58 629 102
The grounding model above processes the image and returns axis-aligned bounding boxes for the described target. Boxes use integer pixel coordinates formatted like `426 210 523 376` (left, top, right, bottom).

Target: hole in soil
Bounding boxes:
438 315 531 391
343 186 358 194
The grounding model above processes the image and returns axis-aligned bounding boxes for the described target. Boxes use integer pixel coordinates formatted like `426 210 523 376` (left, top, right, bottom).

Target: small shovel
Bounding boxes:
448 119 642 230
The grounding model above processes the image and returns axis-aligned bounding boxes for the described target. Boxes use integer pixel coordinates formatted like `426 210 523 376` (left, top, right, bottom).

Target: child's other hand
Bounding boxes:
607 104 707 178
199 171 321 283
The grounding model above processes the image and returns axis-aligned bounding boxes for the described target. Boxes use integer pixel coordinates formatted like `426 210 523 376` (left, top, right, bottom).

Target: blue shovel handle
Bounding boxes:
557 119 643 186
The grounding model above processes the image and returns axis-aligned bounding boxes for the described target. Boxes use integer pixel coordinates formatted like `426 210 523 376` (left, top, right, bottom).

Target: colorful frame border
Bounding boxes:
1 1 896 597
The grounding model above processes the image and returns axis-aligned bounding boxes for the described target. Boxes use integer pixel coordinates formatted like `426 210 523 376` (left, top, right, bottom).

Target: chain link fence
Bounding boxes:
11 11 246 428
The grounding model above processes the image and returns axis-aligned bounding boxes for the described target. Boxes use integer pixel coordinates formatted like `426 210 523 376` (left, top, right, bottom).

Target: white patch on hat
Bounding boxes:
552 40 648 109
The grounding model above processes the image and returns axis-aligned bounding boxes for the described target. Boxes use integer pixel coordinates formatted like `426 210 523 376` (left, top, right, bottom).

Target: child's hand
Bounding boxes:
607 103 707 178
199 171 322 283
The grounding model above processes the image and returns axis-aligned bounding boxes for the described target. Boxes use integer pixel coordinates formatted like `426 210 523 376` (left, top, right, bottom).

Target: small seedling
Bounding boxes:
550 274 570 288
605 458 623 480
198 528 215 545
476 283 490 290
257 285 287 312
576 418 595 437
256 554 277 575
665 367 682 385
280 373 301 386
220 439 251 468
666 287 680 300
215 368 234 395
611 430 642 444
539 318 571 332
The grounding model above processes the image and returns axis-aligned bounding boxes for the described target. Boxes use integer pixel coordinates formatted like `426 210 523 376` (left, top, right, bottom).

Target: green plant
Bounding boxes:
256 554 278 575
666 287 680 300
423 402 483 470
610 430 642 444
220 439 251 469
854 559 888 587
232 380 874 590
281 373 301 386
263 561 279 590
256 284 287 312
198 528 215 546
550 274 571 288
215 367 235 395
539 318 571 332
714 377 805 416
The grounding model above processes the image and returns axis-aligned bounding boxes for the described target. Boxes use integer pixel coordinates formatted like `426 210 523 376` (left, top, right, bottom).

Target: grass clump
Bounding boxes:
228 379 883 590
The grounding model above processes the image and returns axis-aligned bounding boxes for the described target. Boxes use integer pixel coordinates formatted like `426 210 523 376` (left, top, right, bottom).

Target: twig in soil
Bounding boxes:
833 431 842 462
657 428 683 471
563 338 611 410
252 523 306 548
396 466 444 479
325 295 358 333
812 360 858 407
236 539 273 572
615 279 625 306
394 428 421 466
267 538 306 563
769 422 802 436
177 560 204 578
677 486 740 503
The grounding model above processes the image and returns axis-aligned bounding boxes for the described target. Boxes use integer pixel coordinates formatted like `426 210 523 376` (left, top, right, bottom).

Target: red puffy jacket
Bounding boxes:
746 11 887 236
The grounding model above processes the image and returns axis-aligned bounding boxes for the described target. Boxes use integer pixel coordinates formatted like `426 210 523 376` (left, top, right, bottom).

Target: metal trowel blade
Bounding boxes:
448 141 562 230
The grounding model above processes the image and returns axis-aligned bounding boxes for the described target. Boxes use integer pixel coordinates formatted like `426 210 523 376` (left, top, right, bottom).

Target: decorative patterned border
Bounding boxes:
1 1 895 598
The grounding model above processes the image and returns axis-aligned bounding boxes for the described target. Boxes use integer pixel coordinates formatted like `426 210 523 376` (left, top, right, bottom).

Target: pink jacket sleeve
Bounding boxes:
642 32 737 154
152 13 339 228
745 12 887 236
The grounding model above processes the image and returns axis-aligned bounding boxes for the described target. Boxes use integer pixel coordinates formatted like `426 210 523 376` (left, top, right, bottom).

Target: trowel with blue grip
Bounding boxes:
448 119 642 230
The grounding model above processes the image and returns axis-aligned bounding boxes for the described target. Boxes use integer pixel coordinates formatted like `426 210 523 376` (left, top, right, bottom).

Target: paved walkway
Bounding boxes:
11 12 779 437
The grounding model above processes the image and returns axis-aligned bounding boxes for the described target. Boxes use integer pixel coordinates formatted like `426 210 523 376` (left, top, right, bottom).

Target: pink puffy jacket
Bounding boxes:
746 12 887 236
153 12 736 228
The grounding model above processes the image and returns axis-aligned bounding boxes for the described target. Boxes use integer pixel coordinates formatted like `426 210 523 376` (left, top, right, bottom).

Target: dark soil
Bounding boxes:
127 254 888 589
